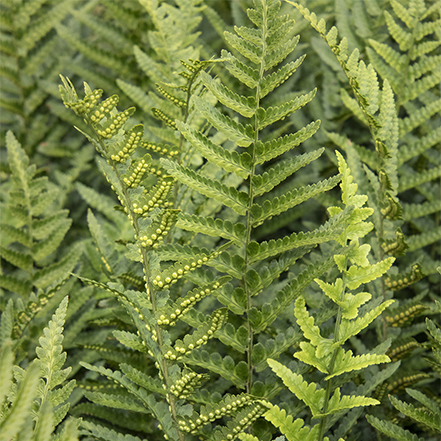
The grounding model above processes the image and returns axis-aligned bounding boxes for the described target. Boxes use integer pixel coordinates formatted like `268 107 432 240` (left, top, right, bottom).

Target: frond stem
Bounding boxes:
317 255 348 441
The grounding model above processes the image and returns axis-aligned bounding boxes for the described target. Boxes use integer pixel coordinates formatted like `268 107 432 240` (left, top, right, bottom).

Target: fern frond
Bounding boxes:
255 120 321 164
165 308 228 361
82 390 150 414
253 255 336 332
251 174 341 226
390 394 441 432
253 148 324 196
0 361 40 441
80 420 144 441
177 213 246 246
247 206 351 263
406 226 441 252
267 359 324 417
200 71 256 118
398 166 441 192
399 98 441 136
367 415 423 441
193 96 254 147
259 56 305 98
264 403 320 441
221 50 259 89
161 159 249 215
210 403 268 441
326 348 390 380
256 89 316 130
176 121 252 179
184 350 247 389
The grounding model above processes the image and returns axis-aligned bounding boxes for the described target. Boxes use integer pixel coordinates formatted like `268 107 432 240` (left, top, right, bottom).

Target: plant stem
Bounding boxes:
317 256 347 441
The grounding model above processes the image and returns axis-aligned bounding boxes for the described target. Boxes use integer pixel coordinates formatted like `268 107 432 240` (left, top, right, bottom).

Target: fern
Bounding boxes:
0 297 79 441
0 131 81 341
266 152 394 441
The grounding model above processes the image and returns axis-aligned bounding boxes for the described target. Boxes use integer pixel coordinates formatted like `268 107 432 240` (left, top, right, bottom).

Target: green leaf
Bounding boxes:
366 415 423 441
259 56 305 98
263 403 320 441
317 387 379 417
0 246 32 272
80 420 146 441
254 254 336 332
345 257 394 290
251 174 341 226
0 274 32 297
390 395 441 432
252 149 324 196
36 296 70 392
267 359 324 417
200 71 256 117
256 90 316 130
0 342 14 407
83 390 149 414
33 243 81 289
247 206 350 263
0 361 40 441
255 120 321 164
222 50 259 89
327 347 390 380
31 217 72 262
224 31 262 65
337 299 394 344
176 121 252 179
184 351 246 388
161 159 249 215
120 364 166 396
177 213 246 246
264 35 300 70
193 96 254 147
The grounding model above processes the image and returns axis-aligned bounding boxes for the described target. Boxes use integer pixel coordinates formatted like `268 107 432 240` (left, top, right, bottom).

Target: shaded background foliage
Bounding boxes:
0 1 439 441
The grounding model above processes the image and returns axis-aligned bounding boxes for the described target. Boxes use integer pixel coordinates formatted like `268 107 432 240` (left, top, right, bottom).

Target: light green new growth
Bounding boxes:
266 152 394 441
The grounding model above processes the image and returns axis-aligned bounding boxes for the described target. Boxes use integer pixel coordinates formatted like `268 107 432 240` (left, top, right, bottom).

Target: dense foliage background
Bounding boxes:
0 1 440 441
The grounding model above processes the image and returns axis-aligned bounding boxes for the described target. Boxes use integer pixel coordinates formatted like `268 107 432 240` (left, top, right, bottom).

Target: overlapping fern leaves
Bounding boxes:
265 152 395 441
0 296 79 441
165 0 351 399
57 1 357 439
0 131 81 339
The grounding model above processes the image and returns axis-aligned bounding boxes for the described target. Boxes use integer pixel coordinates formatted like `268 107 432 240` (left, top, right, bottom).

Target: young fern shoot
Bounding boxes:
265 152 395 441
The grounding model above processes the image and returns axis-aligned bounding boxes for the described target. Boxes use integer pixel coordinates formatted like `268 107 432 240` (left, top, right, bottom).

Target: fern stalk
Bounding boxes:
317 254 348 441
242 2 271 395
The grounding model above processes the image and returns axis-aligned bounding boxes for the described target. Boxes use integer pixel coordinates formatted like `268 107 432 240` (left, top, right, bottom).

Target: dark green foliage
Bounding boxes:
1 1 439 441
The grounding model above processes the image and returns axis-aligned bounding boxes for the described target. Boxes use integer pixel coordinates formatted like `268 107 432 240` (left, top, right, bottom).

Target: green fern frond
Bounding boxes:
264 403 320 441
176 213 246 246
184 350 247 389
267 359 325 416
255 120 321 164
251 174 341 226
164 308 228 361
80 420 144 441
192 96 254 147
253 254 336 332
0 361 41 441
162 159 250 215
252 148 324 196
176 121 253 179
367 414 423 441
